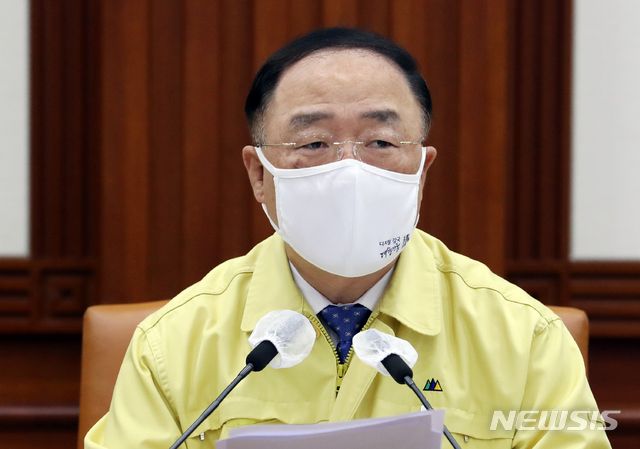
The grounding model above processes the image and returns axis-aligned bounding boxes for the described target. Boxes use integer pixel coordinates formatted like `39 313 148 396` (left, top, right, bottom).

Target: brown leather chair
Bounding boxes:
77 300 169 448
549 306 590 369
76 302 588 447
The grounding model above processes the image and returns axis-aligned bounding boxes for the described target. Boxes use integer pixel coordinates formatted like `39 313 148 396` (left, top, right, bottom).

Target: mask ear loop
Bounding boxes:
259 190 301 260
261 203 282 233
417 146 428 176
410 146 428 228
255 146 278 175
255 147 283 233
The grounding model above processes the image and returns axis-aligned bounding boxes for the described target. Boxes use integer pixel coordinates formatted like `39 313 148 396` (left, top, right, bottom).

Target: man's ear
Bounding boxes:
242 145 265 203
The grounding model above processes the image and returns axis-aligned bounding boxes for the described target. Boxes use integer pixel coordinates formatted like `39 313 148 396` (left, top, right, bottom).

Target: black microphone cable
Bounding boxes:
381 353 462 449
169 340 278 449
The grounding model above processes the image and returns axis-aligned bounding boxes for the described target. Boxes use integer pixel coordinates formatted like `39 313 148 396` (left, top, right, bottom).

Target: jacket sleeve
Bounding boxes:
84 327 183 448
511 318 612 449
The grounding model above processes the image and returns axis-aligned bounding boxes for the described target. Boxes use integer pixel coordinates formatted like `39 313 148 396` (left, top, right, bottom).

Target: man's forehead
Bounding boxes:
264 49 420 133
288 109 400 132
289 47 395 68
277 48 406 89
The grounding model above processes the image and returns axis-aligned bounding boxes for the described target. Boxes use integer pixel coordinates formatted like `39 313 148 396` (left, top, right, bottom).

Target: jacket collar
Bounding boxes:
376 229 442 336
241 231 441 336
241 235 309 332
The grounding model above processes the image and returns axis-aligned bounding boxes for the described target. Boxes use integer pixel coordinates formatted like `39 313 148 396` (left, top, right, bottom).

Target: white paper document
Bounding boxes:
216 409 445 449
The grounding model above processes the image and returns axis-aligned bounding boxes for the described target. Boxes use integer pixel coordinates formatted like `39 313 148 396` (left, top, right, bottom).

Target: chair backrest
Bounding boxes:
76 302 588 447
549 305 590 369
77 300 169 448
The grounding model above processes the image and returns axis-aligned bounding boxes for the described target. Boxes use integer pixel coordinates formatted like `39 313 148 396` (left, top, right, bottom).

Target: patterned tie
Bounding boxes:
319 304 372 363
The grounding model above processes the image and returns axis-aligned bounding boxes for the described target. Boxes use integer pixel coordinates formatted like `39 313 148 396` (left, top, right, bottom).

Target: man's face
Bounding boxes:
244 49 436 227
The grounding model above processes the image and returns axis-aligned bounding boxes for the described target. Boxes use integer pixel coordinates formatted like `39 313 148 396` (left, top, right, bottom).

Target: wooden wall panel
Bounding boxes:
182 0 223 286
507 0 572 263
4 0 636 446
323 0 359 26
358 0 390 34
253 0 289 66
0 1 99 446
394 0 462 251
148 0 185 301
99 0 150 305
0 0 98 331
457 0 509 275
0 428 77 449
217 0 256 260
0 335 81 448
505 0 640 444
32 0 96 261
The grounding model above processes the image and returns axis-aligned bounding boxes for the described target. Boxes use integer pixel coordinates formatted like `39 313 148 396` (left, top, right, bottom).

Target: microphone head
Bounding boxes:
381 353 414 385
245 340 279 372
247 310 315 369
352 328 418 377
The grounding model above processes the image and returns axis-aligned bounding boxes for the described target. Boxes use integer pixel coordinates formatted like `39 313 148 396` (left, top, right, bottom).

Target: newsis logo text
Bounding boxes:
490 410 620 431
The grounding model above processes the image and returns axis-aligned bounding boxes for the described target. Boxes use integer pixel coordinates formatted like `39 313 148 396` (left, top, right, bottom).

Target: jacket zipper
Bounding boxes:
304 310 380 395
342 309 379 366
305 313 343 394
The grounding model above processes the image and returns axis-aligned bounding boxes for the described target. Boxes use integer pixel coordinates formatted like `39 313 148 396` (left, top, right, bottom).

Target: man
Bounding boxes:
85 28 611 448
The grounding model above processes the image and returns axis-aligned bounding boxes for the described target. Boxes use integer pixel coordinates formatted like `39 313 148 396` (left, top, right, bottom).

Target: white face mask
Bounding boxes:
256 147 427 278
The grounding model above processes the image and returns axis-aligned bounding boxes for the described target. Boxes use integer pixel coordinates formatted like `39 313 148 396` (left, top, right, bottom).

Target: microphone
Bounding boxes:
353 329 461 449
247 309 316 369
169 310 315 449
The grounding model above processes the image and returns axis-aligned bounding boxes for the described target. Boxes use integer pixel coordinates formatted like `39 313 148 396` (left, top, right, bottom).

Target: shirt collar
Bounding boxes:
289 261 395 314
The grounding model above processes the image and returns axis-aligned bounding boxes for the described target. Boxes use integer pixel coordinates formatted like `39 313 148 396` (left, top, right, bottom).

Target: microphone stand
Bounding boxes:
382 354 461 449
169 365 254 449
169 340 278 449
403 375 461 449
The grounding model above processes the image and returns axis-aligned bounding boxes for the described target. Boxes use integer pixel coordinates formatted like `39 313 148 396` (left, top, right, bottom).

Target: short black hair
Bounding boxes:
245 27 433 144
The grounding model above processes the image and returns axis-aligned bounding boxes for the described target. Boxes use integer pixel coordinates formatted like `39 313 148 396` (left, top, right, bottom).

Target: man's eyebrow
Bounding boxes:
360 109 400 123
289 112 334 130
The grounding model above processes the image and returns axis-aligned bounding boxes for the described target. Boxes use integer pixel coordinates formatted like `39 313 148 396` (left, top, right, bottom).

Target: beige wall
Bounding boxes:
571 0 640 260
0 0 29 256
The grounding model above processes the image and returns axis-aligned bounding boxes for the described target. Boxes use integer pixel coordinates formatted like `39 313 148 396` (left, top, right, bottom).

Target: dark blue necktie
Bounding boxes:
319 304 372 363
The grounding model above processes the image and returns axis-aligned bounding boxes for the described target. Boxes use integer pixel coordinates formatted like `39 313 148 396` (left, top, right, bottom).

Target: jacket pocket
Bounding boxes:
444 407 515 448
182 396 325 447
186 417 281 447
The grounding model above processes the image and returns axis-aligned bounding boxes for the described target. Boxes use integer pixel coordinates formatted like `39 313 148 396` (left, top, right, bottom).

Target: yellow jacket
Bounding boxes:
85 230 611 448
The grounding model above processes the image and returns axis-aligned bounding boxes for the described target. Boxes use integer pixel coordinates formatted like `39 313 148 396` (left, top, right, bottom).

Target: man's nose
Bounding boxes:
337 141 361 161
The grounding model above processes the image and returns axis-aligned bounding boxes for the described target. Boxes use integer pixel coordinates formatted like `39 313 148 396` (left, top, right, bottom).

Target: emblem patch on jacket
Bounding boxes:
423 378 442 392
